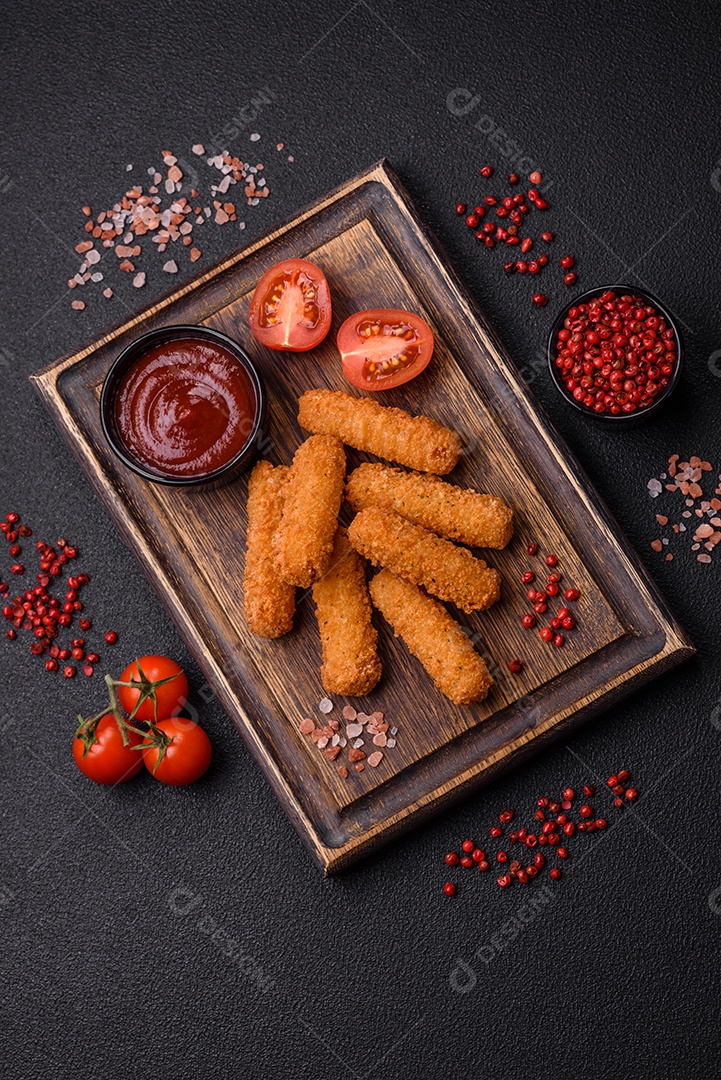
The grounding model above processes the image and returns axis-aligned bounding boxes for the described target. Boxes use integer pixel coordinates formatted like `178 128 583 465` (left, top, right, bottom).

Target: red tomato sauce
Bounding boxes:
115 337 257 477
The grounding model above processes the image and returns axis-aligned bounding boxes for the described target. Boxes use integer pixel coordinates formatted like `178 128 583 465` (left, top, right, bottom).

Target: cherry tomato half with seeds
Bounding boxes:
72 714 144 785
248 258 332 352
141 716 212 786
117 655 189 722
337 308 435 391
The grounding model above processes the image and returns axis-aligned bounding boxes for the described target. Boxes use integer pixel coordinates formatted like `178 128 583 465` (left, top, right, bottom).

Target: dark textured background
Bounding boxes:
1 2 720 1077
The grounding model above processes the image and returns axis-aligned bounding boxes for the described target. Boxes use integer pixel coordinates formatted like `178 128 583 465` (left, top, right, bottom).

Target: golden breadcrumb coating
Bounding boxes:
348 507 501 614
272 435 346 588
297 388 462 474
243 461 296 638
312 528 382 696
369 570 492 705
346 462 513 549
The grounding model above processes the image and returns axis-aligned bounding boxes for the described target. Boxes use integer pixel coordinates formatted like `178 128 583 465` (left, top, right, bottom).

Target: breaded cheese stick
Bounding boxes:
346 463 513 549
243 461 296 638
369 570 492 705
348 507 500 613
298 388 462 475
312 527 381 696
272 435 346 588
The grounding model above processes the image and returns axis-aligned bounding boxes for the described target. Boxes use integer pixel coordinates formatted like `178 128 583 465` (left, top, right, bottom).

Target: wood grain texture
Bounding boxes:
31 160 694 873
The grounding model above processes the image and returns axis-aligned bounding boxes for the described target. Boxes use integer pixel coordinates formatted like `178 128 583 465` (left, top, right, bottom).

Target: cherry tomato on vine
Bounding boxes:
141 716 212 786
248 258 332 351
337 308 435 390
72 714 144 785
117 655 189 722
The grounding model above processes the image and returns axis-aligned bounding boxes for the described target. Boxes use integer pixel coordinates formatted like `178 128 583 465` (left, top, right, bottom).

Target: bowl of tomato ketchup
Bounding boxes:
100 326 265 488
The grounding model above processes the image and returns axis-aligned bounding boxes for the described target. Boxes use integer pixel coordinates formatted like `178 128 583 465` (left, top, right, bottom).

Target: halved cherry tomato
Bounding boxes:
73 714 144 785
337 308 434 390
249 258 332 351
117 655 189 722
142 716 212 786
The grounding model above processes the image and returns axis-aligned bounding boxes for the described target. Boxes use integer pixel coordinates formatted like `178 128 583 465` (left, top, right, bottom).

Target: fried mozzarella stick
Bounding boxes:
349 507 501 613
346 463 513 549
312 528 382 696
298 388 462 475
369 570 492 705
243 461 296 638
273 434 346 588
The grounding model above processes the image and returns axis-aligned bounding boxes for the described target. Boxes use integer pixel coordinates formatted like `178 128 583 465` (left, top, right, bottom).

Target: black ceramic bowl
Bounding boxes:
547 284 683 424
100 325 266 489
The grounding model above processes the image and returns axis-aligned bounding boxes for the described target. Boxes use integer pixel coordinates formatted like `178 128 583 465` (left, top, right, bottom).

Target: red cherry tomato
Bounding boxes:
72 714 144 785
248 258 332 351
141 716 212 786
117 655 189 722
337 308 435 390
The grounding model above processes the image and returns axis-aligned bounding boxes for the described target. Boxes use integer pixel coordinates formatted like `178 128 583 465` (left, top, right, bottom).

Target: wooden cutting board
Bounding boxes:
32 160 693 872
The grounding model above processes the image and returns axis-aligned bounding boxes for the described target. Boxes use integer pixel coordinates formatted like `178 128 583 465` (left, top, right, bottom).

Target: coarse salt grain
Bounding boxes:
319 697 333 714
342 705 357 721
